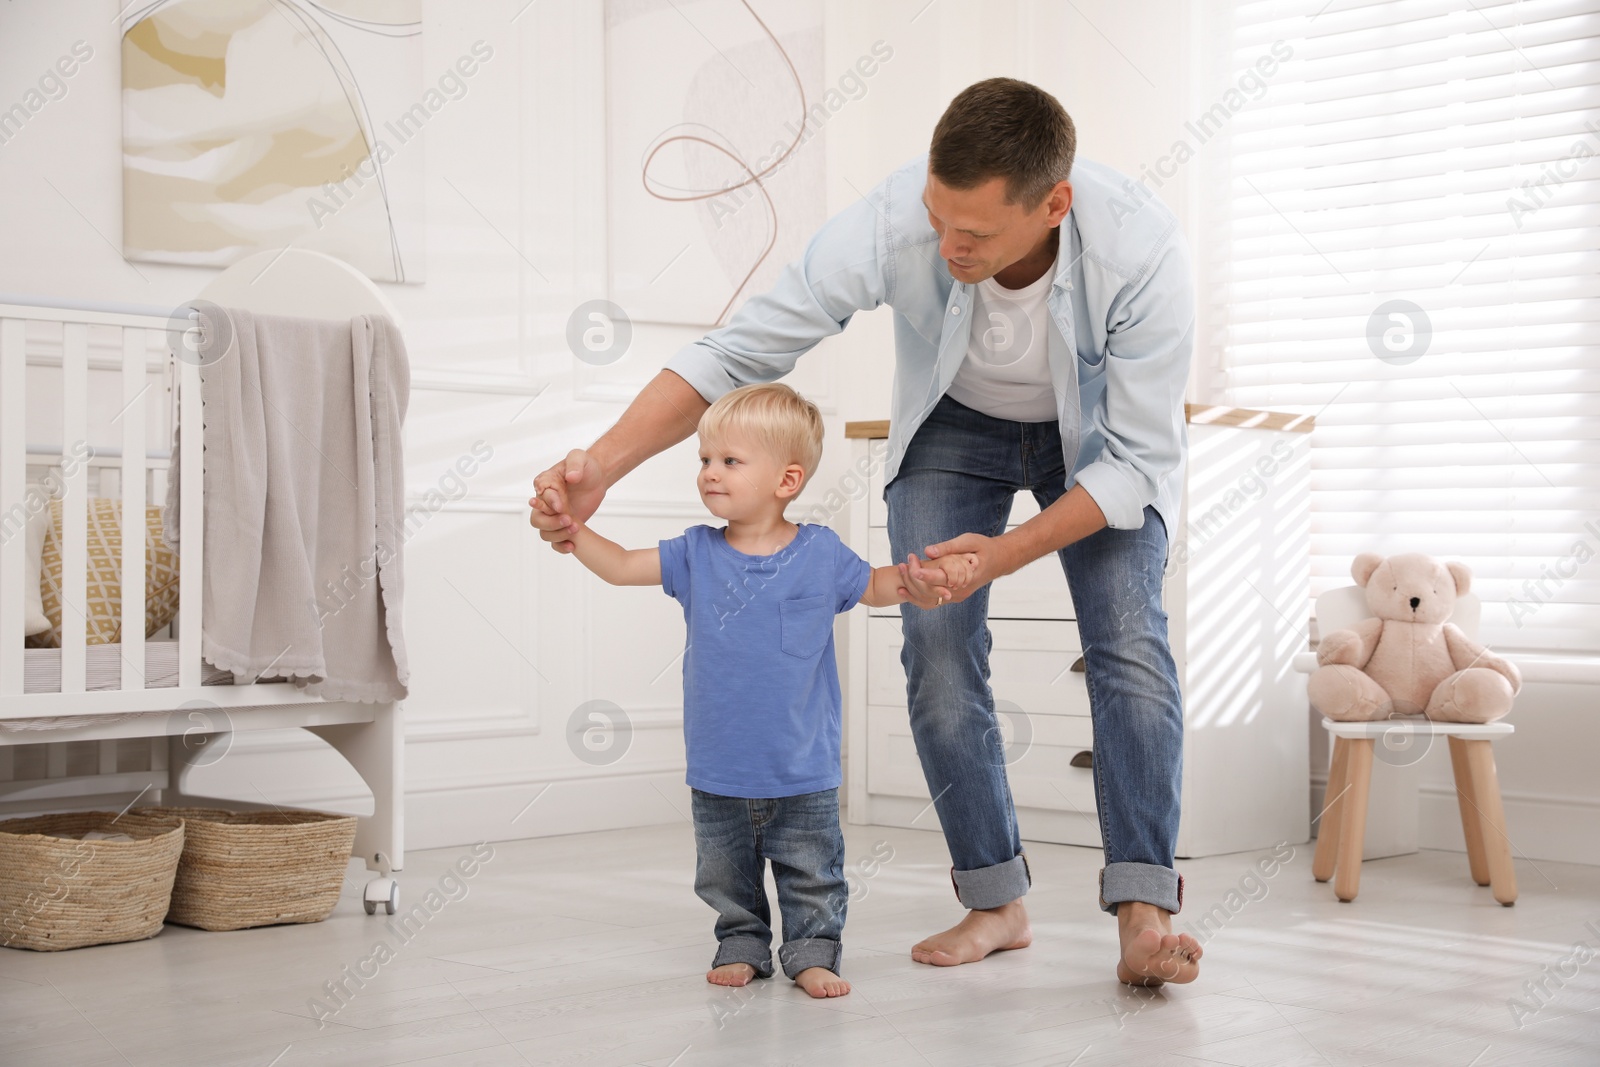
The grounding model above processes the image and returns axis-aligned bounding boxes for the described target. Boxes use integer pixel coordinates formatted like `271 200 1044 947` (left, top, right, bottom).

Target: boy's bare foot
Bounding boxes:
794 967 851 998
911 900 1032 966
1115 901 1201 986
706 962 758 987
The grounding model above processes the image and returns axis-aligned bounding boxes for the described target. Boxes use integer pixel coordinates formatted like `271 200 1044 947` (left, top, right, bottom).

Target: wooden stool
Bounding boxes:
1312 719 1517 905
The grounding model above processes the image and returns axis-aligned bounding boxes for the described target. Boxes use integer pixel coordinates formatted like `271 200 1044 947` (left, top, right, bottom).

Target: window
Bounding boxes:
1202 0 1600 652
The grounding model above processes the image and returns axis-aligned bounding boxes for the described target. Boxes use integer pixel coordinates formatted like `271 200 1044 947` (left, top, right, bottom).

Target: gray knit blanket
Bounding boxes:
165 309 409 703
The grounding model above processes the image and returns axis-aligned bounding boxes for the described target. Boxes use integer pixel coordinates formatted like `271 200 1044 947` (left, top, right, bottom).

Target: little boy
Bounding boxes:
554 383 972 999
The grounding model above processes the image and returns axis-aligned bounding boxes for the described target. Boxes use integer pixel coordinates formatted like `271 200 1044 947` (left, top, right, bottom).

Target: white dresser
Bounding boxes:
841 406 1314 858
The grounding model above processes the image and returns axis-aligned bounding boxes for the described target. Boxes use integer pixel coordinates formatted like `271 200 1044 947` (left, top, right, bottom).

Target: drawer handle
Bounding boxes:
1070 749 1093 770
1070 655 1086 674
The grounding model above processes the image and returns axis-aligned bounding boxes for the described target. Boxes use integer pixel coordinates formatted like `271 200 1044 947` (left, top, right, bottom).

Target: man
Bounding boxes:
531 78 1200 986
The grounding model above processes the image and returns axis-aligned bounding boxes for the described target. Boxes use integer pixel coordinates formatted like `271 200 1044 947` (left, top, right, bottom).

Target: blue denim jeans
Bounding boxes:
690 787 847 979
886 394 1185 915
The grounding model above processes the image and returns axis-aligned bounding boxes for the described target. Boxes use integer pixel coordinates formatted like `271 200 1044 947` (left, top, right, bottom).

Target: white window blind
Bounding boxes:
1203 0 1600 653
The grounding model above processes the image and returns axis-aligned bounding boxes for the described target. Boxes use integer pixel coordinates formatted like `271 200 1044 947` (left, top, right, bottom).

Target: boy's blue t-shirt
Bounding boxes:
659 523 871 799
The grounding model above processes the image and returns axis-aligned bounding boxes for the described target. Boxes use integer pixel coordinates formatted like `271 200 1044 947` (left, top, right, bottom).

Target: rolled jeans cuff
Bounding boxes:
1099 862 1183 915
712 935 774 979
951 853 1031 911
778 937 842 980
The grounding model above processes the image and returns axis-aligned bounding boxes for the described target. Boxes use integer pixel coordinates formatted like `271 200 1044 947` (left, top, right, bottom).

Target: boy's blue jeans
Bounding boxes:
886 394 1185 916
691 786 847 979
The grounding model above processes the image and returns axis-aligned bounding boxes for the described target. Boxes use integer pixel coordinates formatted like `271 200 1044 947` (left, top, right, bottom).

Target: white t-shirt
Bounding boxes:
943 259 1058 423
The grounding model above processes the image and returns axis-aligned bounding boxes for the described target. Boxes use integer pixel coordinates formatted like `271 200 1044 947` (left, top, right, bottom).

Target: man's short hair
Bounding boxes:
699 383 824 487
929 77 1076 208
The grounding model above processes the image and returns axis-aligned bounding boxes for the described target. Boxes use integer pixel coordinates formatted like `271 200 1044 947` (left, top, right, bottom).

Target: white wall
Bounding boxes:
0 0 1259 853
2 3 706 849
3 1 1094 849
7 1 1589 865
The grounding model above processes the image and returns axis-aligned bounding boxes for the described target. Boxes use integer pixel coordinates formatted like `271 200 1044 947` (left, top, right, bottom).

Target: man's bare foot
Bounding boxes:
794 967 850 998
707 962 758 987
911 900 1032 967
1115 901 1201 986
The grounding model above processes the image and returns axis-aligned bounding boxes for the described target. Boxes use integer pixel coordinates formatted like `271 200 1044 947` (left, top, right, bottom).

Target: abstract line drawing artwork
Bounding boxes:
606 0 825 326
122 0 424 283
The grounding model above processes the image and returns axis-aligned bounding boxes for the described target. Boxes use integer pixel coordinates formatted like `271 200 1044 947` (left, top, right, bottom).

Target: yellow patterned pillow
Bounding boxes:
28 498 181 648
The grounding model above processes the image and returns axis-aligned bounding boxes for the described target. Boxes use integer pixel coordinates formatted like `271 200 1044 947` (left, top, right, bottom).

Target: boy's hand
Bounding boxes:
894 552 974 608
923 552 980 595
902 556 972 604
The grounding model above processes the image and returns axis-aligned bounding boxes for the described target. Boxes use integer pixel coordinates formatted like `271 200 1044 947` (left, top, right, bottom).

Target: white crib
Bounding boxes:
0 249 404 916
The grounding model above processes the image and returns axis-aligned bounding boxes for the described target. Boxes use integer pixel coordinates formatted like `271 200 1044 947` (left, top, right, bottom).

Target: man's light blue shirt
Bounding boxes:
666 155 1193 535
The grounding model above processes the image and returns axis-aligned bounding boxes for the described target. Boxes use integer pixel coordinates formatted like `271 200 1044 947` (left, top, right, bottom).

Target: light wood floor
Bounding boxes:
2 820 1597 1066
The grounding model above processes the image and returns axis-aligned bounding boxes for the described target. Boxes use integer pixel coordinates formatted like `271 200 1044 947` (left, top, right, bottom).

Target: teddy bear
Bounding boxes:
1308 552 1521 724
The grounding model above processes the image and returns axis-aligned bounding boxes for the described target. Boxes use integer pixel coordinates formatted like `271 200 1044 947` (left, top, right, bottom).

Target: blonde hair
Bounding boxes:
698 383 824 487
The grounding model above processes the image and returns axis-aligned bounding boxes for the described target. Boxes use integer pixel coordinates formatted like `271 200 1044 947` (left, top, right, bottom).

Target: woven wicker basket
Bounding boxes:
0 810 185 952
142 806 357 931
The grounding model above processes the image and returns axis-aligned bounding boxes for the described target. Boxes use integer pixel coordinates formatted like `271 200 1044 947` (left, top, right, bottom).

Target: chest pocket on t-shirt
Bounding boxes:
779 595 833 659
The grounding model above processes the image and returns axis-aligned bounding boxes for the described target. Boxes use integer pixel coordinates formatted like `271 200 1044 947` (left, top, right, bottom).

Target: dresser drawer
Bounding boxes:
1007 712 1098 816
865 703 1099 819
865 527 1075 620
867 616 1090 717
863 704 936 802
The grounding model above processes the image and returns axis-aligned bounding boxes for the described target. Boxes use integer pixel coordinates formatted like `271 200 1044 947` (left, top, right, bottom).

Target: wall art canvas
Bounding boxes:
606 0 826 326
122 0 425 283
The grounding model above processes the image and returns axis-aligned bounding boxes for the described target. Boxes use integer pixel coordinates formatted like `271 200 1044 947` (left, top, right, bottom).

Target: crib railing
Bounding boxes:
0 302 203 712
0 296 403 892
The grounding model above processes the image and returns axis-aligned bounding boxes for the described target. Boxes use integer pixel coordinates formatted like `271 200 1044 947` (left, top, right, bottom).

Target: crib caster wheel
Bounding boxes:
363 877 398 916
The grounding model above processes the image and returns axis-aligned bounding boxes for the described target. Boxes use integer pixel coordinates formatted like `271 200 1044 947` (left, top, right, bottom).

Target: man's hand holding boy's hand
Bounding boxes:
900 533 1017 607
529 449 607 553
902 550 985 607
895 551 979 609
